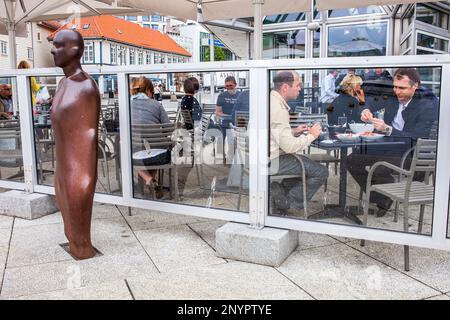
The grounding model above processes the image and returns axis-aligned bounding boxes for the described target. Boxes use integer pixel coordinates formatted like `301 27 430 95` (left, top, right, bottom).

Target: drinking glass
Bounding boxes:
338 116 347 127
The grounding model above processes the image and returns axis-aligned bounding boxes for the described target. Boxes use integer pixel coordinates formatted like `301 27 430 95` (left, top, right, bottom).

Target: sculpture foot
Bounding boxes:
60 242 101 260
69 244 96 260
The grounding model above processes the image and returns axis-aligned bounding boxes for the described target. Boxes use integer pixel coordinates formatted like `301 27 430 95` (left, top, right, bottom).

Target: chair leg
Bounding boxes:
237 170 244 211
128 207 132 216
360 188 371 247
404 245 410 271
393 201 399 223
174 167 179 201
358 188 363 214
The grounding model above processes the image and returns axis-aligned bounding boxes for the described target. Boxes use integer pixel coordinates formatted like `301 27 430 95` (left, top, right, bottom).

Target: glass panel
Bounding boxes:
416 4 448 30
447 185 450 238
328 22 388 57
328 6 384 18
417 33 449 52
263 29 306 59
400 35 412 54
263 13 306 24
0 77 23 183
267 66 440 235
32 75 122 196
129 71 250 213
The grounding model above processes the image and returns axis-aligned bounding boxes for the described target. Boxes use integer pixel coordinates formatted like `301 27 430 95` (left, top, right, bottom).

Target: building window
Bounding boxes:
327 22 388 57
167 56 172 63
263 29 306 59
83 42 94 63
143 24 151 28
154 53 160 64
110 44 117 64
160 54 165 64
27 47 33 60
138 50 143 64
416 4 449 30
151 25 159 30
126 16 137 21
129 49 135 64
83 24 90 29
152 15 162 22
416 32 449 54
117 46 125 65
313 29 321 58
0 41 7 55
142 16 150 22
328 6 384 18
146 52 152 64
263 13 306 24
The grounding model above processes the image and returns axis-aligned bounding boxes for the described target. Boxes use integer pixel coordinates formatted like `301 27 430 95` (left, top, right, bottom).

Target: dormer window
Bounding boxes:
83 24 90 29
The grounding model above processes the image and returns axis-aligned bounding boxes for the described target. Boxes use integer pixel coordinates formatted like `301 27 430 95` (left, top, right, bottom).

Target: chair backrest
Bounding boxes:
131 123 176 150
180 108 194 128
0 120 21 143
202 103 216 116
290 114 328 128
234 111 249 128
410 138 437 174
200 113 211 135
295 105 312 114
231 124 249 169
167 110 178 123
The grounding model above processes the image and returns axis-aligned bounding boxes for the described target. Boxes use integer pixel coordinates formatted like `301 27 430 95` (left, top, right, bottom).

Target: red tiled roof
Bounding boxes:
49 15 191 57
38 21 62 31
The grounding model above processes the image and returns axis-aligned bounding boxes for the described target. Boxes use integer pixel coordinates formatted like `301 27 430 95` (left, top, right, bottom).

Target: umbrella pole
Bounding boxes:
253 0 264 60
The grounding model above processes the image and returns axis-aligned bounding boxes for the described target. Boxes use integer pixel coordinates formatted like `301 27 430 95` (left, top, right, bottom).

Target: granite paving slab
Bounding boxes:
187 220 227 250
134 224 226 272
126 261 312 300
346 240 450 293
9 280 132 300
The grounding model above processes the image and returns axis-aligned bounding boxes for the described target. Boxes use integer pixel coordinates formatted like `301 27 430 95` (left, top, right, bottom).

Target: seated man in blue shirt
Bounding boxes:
347 68 438 217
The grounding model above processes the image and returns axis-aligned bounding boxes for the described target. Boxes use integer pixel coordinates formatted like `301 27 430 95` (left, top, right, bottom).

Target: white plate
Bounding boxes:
133 149 167 160
336 133 360 142
359 133 385 141
320 139 334 144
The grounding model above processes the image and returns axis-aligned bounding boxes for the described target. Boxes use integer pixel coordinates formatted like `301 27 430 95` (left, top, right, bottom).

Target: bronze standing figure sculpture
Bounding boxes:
50 30 100 260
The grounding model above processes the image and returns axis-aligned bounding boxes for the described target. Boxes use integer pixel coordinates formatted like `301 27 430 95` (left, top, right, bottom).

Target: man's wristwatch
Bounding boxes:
384 125 393 136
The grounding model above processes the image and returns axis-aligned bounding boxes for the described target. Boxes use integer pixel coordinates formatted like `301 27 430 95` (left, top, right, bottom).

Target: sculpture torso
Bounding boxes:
50 71 100 257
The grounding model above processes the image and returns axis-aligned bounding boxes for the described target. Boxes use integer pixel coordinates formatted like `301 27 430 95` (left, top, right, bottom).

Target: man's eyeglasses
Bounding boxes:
393 85 412 90
225 85 235 89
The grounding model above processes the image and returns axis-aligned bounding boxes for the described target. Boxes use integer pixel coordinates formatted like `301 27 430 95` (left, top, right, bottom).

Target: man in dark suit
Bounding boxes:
347 68 439 217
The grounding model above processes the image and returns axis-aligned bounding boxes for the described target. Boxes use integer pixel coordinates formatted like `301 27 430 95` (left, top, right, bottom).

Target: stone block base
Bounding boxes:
216 222 298 267
0 190 58 220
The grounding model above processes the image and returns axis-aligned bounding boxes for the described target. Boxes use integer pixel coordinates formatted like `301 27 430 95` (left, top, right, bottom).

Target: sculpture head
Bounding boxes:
51 29 84 68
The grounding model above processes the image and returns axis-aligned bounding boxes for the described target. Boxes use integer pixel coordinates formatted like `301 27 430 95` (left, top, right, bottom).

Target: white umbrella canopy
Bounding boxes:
0 0 144 68
98 0 311 21
316 0 442 11
98 0 311 59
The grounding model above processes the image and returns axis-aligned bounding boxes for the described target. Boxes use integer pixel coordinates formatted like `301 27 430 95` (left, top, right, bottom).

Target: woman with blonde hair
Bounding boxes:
130 76 170 198
327 74 365 125
18 60 41 107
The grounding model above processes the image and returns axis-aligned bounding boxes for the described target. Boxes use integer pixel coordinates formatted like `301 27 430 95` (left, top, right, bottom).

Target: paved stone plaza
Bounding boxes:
0 201 450 300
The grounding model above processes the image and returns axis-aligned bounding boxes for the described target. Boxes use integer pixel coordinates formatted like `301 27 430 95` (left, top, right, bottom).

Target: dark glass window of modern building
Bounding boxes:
263 13 306 24
263 29 306 59
328 6 384 18
417 33 449 52
328 22 387 57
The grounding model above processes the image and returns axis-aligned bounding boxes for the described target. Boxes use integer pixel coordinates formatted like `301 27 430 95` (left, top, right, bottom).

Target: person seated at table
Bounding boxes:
327 74 365 126
231 90 249 127
180 78 201 130
347 68 439 217
214 76 239 132
0 84 13 120
130 76 171 197
364 68 393 81
270 70 328 215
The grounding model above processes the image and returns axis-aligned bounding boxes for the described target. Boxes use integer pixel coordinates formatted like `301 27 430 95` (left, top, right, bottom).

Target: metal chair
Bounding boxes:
361 138 437 271
132 122 193 201
290 114 340 185
232 124 309 216
0 120 23 180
